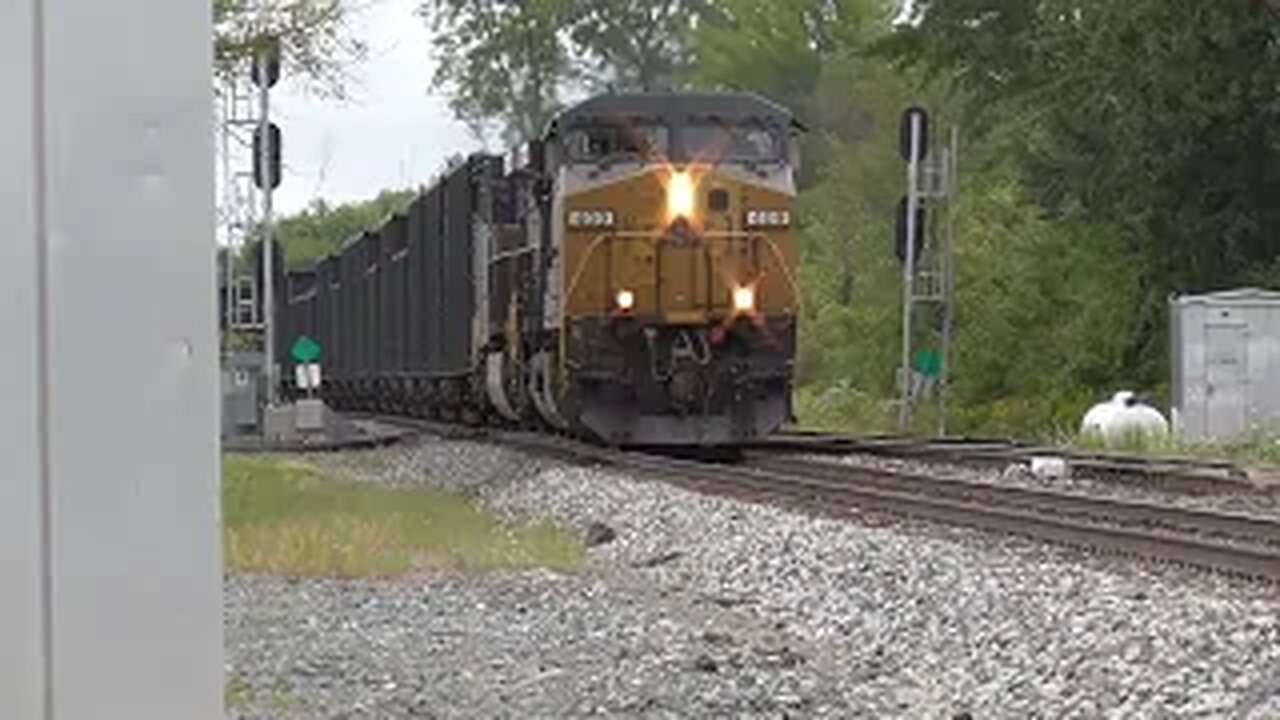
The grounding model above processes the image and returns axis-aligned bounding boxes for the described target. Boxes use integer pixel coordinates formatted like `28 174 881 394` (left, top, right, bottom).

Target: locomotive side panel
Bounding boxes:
486 169 525 341
738 183 798 318
480 157 540 423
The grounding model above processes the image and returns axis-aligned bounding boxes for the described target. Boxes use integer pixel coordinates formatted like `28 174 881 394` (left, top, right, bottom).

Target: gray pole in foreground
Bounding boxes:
2 0 223 716
258 48 277 407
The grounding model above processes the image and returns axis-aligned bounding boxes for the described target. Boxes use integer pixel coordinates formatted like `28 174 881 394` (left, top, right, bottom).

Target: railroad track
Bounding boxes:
362 414 1280 582
754 429 1269 496
746 454 1280 577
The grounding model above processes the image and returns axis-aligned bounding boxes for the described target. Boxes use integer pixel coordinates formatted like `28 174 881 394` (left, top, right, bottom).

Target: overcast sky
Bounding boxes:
268 0 477 215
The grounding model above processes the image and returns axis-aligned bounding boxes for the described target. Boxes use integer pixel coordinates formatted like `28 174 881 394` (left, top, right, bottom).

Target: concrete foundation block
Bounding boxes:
263 404 297 441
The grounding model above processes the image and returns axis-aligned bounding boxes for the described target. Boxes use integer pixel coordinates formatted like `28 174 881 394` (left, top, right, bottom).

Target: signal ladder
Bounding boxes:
219 73 264 331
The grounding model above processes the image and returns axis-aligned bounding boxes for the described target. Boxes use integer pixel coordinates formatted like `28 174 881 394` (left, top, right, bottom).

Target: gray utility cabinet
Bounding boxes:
1170 288 1280 441
221 351 265 437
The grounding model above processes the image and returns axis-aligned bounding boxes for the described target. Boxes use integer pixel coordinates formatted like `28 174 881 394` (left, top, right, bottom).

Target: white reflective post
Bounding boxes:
1 0 223 717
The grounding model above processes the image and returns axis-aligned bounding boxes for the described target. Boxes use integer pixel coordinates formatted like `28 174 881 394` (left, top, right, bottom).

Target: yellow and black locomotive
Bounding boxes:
278 91 802 446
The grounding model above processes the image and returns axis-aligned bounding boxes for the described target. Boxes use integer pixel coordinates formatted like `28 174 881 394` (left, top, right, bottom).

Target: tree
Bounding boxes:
695 0 892 112
692 0 915 192
420 0 574 145
568 0 712 92
883 0 1280 383
420 0 714 144
885 0 1280 287
274 189 418 267
213 0 368 98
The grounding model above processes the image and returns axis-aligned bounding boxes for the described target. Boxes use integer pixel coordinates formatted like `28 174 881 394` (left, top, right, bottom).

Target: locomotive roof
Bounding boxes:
547 91 798 135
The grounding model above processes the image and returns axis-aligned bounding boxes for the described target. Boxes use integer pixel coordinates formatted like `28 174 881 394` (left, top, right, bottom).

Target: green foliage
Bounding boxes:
213 0 368 98
420 0 1280 440
884 0 1280 363
420 0 571 145
568 0 712 92
687 0 1171 438
695 0 826 113
695 0 892 111
793 381 896 433
420 0 713 144
944 174 1146 436
275 189 416 267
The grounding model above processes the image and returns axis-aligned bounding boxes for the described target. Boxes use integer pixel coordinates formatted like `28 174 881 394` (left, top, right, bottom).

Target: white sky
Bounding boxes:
268 0 477 215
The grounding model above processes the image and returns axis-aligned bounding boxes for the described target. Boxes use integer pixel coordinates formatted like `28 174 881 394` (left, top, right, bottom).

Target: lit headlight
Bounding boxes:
667 171 695 222
615 288 635 312
744 209 791 228
732 285 756 312
567 209 616 228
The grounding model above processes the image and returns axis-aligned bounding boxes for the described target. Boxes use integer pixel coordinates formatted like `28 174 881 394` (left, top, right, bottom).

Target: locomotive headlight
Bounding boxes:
732 284 756 313
745 209 791 228
615 288 636 312
568 209 615 228
667 171 695 221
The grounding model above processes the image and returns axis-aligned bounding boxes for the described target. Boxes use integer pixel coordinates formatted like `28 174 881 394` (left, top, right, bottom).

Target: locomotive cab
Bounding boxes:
528 92 802 446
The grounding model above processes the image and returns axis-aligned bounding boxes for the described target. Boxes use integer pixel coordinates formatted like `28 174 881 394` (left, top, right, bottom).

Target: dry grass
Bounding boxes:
222 454 582 577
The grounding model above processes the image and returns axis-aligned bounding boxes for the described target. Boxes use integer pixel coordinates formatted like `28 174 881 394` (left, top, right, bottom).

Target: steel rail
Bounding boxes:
754 431 1262 494
748 455 1280 546
504 432 1280 582
362 415 1280 581
667 453 1280 582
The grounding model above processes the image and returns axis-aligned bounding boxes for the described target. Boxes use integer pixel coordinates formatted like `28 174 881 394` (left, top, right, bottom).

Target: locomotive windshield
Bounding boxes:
560 119 787 166
681 122 782 164
565 122 670 163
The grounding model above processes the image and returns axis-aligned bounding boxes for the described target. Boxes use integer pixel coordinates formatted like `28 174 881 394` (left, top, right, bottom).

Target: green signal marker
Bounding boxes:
291 335 321 363
913 349 942 378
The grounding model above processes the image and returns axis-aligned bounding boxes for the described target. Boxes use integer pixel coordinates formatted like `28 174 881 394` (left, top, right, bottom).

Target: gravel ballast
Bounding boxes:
226 435 1280 718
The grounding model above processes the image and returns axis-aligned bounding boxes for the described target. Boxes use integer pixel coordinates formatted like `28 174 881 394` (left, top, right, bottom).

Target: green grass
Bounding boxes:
222 455 583 577
224 676 302 714
791 382 897 434
224 677 251 709
791 382 1280 468
1065 429 1280 467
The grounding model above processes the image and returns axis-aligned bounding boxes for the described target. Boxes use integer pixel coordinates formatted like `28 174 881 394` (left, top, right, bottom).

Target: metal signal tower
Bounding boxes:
217 35 282 408
253 36 283 405
217 69 264 333
896 108 959 434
